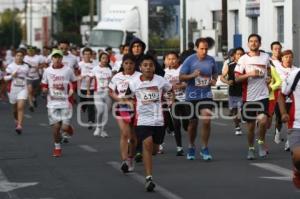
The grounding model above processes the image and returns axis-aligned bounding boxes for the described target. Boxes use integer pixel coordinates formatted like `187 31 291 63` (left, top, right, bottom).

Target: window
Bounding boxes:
212 10 222 30
277 6 284 42
251 17 258 34
234 10 239 34
89 30 123 48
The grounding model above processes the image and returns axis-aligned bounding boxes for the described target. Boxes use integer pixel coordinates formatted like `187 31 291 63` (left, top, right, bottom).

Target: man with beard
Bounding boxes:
235 34 271 160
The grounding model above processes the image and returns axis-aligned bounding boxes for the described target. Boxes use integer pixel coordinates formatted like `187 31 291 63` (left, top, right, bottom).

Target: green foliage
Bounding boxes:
0 9 22 48
56 0 90 45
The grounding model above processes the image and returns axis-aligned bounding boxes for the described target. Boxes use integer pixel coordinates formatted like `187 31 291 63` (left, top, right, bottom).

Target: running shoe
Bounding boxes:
145 176 155 192
100 131 108 138
293 169 300 189
128 157 135 172
52 148 62 157
93 128 101 137
61 133 70 144
235 127 242 136
176 147 184 156
135 152 143 163
15 124 22 135
88 121 93 130
120 161 129 173
274 128 282 144
257 140 267 158
200 147 213 161
247 147 255 160
186 147 195 160
284 140 290 151
158 144 164 154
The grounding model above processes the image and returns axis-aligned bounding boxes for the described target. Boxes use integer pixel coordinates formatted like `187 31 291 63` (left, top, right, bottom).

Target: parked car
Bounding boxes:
211 58 229 102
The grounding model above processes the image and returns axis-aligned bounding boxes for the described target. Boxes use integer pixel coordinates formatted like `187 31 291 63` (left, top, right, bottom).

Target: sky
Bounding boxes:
0 0 25 12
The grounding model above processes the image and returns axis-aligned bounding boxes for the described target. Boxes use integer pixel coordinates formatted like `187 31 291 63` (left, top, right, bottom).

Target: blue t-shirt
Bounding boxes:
180 54 218 101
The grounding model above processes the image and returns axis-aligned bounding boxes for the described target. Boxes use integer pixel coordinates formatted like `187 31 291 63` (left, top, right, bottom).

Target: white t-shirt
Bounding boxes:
41 66 76 109
235 52 270 101
89 66 112 92
109 71 141 98
128 74 172 126
24 55 44 80
275 62 297 82
6 62 30 92
78 61 96 90
281 68 300 129
164 66 185 101
62 53 78 71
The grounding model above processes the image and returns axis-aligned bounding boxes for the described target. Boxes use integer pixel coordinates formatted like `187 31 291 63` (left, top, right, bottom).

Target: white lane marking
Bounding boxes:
251 163 293 181
24 114 32 119
78 145 98 153
0 169 38 197
39 123 49 127
107 161 183 199
211 121 227 126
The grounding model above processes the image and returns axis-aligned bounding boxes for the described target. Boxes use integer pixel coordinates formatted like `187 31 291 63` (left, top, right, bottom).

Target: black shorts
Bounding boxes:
242 98 269 122
135 126 165 145
187 99 214 120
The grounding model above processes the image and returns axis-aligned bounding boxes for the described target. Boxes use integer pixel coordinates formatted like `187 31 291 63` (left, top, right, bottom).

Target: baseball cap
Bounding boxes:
50 49 63 57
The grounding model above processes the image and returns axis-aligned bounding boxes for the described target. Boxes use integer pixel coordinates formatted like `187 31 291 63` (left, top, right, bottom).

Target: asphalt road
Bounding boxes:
0 98 299 199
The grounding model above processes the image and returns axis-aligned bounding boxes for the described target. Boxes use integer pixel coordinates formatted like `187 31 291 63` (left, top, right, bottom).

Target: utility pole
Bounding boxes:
51 0 54 45
29 0 33 45
90 0 94 32
221 0 228 53
12 0 16 47
182 0 187 51
97 0 101 22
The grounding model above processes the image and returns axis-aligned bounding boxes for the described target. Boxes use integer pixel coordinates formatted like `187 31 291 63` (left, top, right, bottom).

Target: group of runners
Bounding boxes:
0 34 300 191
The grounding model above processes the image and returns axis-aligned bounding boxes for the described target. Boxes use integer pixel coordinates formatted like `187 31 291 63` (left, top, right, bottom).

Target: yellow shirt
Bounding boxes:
269 66 282 100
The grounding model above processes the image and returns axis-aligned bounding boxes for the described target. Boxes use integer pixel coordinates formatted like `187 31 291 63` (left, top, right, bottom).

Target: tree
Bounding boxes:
0 9 22 48
56 0 91 45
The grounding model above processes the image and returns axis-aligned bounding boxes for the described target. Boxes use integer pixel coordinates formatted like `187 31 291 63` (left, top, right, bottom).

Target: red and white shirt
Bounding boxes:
275 63 297 82
24 55 44 80
89 66 112 92
235 52 270 101
5 62 30 92
128 74 172 126
62 53 78 71
78 61 96 90
164 66 185 102
281 68 300 129
109 71 141 98
41 66 76 109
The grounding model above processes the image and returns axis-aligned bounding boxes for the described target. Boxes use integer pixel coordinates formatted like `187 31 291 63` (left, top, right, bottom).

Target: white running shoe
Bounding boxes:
235 127 242 136
128 157 135 172
284 140 290 151
274 129 282 144
100 131 108 138
93 128 101 137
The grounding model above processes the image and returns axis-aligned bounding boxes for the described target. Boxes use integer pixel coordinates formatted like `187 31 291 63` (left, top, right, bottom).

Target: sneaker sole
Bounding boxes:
186 156 195 160
121 164 129 173
15 129 22 135
146 182 155 192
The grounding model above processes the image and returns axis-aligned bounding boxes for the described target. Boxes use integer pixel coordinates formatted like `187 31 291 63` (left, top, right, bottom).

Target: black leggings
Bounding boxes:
164 102 189 147
79 90 95 123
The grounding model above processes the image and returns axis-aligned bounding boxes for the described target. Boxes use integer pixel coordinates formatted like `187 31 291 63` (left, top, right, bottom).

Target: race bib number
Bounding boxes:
195 76 210 87
51 89 65 99
98 78 109 88
139 87 159 104
14 78 25 87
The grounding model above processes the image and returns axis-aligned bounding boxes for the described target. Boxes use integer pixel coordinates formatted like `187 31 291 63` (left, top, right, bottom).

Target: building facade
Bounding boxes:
227 0 300 64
